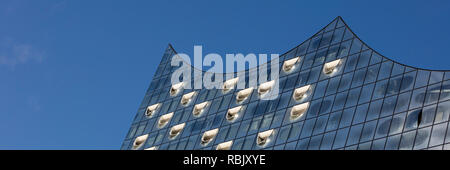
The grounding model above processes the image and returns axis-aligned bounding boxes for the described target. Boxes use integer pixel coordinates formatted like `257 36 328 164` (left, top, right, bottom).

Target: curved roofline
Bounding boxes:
337 16 449 72
167 16 449 74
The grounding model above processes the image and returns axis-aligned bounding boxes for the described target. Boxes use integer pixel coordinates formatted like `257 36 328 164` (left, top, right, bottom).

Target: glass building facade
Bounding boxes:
121 17 450 150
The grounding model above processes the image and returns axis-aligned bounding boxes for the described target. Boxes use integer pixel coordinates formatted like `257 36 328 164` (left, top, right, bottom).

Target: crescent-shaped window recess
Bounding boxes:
323 59 341 74
158 112 173 128
282 57 300 72
145 103 160 117
193 101 209 116
223 77 239 93
180 91 196 106
170 82 184 96
256 129 274 146
236 87 253 103
132 134 148 150
201 128 219 145
290 102 309 120
293 85 311 101
216 140 233 150
258 80 275 96
169 123 185 139
226 106 242 121
144 146 157 150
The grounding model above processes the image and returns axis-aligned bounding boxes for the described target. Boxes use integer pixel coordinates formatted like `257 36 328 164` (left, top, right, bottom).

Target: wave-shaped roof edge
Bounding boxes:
166 16 450 73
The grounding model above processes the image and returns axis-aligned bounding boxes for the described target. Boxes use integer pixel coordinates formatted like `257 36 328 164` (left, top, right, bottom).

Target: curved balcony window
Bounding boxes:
180 91 196 106
293 85 311 101
158 112 173 128
193 101 209 116
144 146 157 150
290 102 309 120
132 134 148 150
169 123 185 139
282 57 300 72
236 87 253 103
170 82 184 96
145 103 160 117
223 77 239 93
258 80 275 96
257 129 274 146
226 106 243 121
216 140 233 150
201 128 219 145
323 59 341 74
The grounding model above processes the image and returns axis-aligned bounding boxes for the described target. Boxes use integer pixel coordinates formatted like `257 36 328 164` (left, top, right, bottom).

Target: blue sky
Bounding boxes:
1 0 450 149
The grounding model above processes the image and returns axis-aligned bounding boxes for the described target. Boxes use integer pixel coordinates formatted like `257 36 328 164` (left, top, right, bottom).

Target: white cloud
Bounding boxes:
0 38 45 69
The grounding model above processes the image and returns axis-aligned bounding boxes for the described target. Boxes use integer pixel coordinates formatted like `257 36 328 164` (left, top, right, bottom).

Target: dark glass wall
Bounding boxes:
122 17 450 150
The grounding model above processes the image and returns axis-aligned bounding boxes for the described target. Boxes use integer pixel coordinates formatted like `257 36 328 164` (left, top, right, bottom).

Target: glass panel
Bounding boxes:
332 91 348 111
377 61 393 81
364 64 380 84
313 80 328 99
374 116 391 139
356 50 371 69
248 117 262 135
333 127 350 149
424 83 441 105
288 122 303 142
331 27 345 44
395 92 411 113
236 120 251 138
385 134 401 150
372 80 388 100
371 138 386 150
260 113 274 131
420 104 436 128
380 95 397 117
351 68 367 88
360 120 377 142
391 63 404 76
353 103 368 125
386 76 402 96
344 54 359 73
429 122 448 147
326 111 342 132
300 118 316 139
226 123 240 141
296 138 310 150
435 101 450 123
339 107 355 128
318 131 334 150
232 137 244 150
409 87 426 110
345 87 361 108
399 130 416 150
429 71 444 84
270 110 286 129
308 135 323 150
346 124 363 146
358 83 374 104
325 76 341 95
338 72 354 92
349 39 362 55
276 125 292 145
404 109 421 132
400 71 416 92
439 80 450 102
313 114 329 135
414 70 430 88
389 112 406 135
366 99 382 121
413 127 431 150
